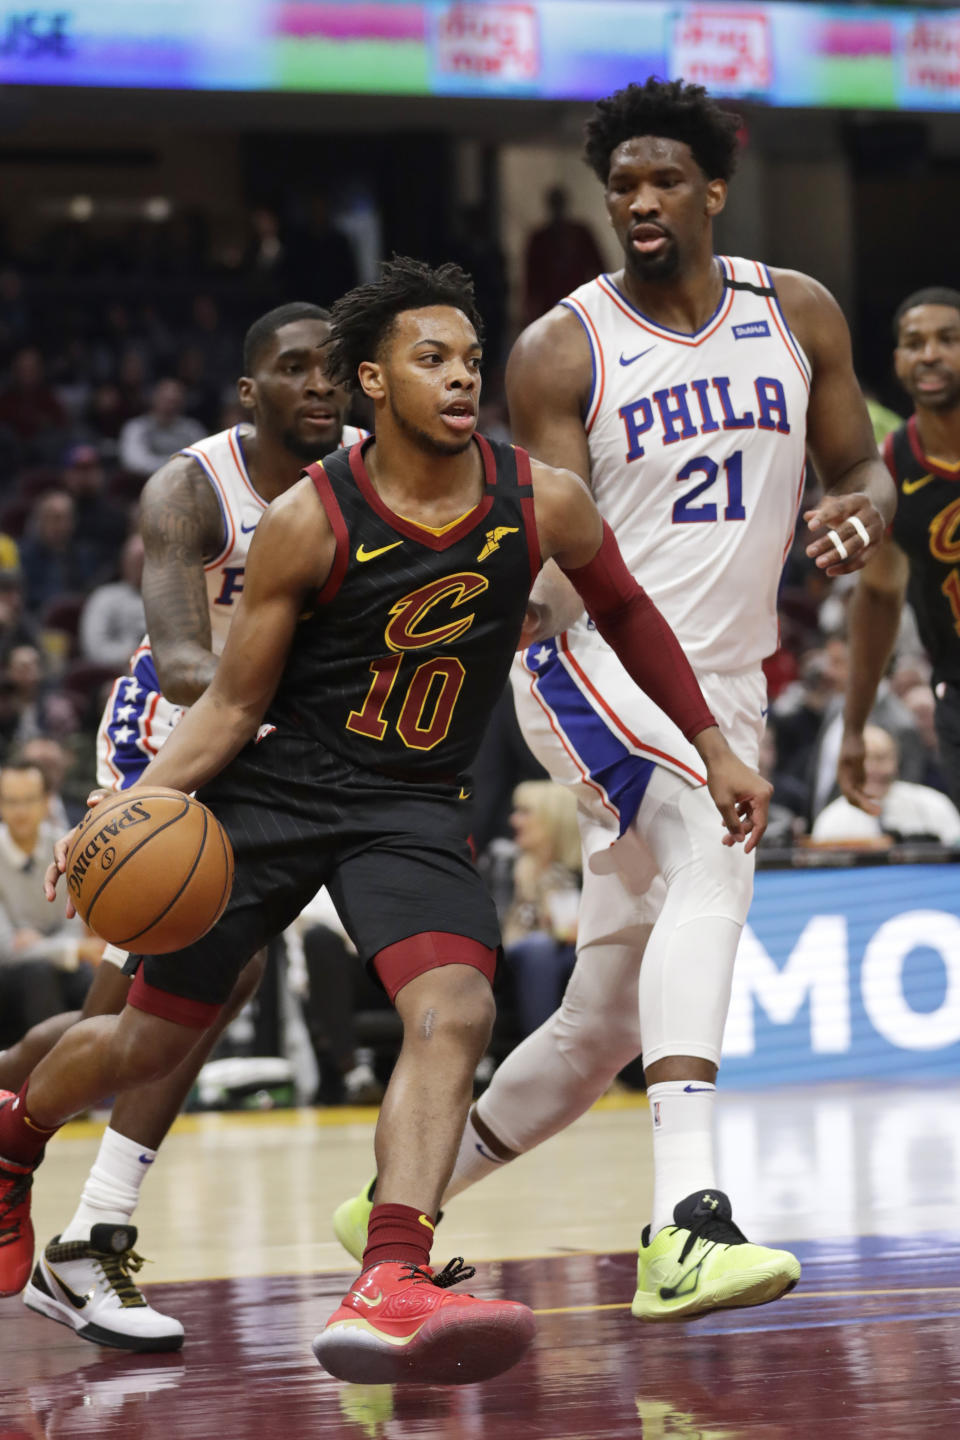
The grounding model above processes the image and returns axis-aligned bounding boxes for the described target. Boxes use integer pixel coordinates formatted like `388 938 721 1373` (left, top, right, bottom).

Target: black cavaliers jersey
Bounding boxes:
887 418 960 687
267 435 541 780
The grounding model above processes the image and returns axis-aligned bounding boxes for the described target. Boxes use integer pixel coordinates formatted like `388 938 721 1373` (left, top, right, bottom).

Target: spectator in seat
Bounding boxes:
0 760 100 1047
812 725 960 845
0 570 38 668
79 534 145 671
502 781 582 1040
523 185 605 324
0 346 67 447
119 377 204 478
60 443 129 579
18 490 96 615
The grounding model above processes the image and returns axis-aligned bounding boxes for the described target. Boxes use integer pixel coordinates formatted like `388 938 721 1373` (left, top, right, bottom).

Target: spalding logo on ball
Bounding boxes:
66 787 234 954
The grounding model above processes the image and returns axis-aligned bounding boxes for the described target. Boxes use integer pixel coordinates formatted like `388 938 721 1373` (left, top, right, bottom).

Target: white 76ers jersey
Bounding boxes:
564 256 810 672
97 422 367 790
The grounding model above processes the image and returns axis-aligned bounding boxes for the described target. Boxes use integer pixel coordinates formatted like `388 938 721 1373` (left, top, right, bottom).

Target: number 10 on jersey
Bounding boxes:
347 654 465 752
673 451 745 524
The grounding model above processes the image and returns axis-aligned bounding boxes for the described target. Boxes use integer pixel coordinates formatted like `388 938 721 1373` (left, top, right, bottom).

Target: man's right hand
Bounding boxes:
44 787 110 910
837 729 881 815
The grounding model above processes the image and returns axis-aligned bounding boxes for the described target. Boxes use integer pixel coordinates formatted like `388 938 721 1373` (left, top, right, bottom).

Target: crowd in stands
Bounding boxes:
0 211 955 1093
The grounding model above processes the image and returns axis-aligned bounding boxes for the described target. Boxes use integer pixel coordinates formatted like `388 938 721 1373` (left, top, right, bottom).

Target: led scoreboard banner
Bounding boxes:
1 2 959 110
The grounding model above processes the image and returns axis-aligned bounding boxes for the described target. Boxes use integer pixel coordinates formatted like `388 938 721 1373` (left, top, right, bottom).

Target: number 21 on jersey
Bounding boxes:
673 451 745 524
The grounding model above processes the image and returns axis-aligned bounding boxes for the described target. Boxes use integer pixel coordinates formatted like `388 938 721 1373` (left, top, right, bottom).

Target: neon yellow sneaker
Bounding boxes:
338 1382 394 1437
631 1189 800 1322
332 1177 377 1264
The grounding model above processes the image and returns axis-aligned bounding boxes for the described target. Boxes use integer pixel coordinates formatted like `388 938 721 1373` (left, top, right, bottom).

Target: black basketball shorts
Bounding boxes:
124 729 499 1023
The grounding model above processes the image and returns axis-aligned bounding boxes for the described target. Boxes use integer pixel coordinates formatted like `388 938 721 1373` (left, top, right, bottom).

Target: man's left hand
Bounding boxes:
804 494 885 576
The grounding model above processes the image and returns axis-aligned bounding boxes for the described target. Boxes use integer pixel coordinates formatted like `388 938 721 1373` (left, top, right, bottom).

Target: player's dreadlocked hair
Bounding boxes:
325 256 484 390
893 287 960 339
242 302 331 373
583 78 741 184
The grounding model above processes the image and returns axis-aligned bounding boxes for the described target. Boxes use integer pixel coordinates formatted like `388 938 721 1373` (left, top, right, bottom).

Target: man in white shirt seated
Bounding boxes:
812 724 960 845
0 761 101 1048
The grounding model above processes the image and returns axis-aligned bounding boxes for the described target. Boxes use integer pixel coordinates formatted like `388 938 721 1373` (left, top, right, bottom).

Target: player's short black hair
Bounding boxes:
242 302 331 373
893 287 960 339
583 77 741 184
325 256 484 390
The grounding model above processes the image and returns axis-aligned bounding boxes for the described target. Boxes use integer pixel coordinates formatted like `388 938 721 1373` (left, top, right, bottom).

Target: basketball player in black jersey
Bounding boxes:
840 287 960 811
4 258 768 1385
0 302 354 1350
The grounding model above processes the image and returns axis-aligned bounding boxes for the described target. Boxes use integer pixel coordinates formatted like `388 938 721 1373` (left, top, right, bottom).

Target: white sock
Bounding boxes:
442 1111 509 1203
59 1128 158 1242
647 1080 717 1237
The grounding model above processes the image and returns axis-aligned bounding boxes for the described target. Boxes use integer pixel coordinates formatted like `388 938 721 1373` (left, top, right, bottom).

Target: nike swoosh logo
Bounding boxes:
356 540 403 563
139 1154 155 1165
683 1084 714 1093
475 1142 502 1163
351 1289 383 1309
47 1264 92 1311
902 473 934 495
240 521 259 534
418 1214 435 1231
619 346 656 366
459 787 471 801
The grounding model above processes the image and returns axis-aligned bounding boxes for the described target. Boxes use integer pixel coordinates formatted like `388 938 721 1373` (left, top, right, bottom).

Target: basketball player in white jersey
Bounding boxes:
0 302 363 1350
334 80 896 1318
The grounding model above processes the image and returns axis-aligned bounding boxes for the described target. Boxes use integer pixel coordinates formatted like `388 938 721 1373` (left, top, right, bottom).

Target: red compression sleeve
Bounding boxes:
560 521 716 742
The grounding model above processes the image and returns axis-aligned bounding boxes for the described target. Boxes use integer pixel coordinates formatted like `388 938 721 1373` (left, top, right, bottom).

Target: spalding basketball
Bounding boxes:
65 787 234 954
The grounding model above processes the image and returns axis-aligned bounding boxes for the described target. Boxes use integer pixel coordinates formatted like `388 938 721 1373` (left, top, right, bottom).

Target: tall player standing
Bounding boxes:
839 287 960 811
334 80 896 1320
3 259 770 1385
0 302 362 1351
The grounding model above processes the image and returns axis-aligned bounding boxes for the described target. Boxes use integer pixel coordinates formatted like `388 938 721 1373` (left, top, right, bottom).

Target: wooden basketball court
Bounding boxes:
2 1082 959 1438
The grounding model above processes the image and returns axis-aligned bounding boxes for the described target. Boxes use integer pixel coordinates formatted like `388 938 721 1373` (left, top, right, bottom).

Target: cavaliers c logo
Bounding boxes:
384 573 488 652
929 498 960 565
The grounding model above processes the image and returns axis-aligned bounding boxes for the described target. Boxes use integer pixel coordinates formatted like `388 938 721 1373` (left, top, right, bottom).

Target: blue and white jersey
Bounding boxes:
561 256 810 672
509 257 808 847
96 422 368 791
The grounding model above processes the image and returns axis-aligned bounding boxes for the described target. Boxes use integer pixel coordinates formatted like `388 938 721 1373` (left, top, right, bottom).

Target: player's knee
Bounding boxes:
554 990 641 1078
111 1011 198 1087
398 965 495 1057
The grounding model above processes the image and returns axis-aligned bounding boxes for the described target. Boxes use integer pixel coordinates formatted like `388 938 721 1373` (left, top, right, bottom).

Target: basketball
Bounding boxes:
64 787 234 954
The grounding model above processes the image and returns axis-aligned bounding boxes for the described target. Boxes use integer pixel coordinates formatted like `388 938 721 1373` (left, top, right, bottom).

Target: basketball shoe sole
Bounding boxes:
632 1217 800 1321
313 1259 535 1385
24 1225 184 1352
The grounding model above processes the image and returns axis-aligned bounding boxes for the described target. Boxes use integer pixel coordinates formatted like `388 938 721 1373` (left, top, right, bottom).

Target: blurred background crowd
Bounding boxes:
0 57 957 1101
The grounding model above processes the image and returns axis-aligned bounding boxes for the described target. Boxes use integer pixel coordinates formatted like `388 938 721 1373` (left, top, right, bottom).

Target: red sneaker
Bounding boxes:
312 1258 535 1385
0 1092 36 1298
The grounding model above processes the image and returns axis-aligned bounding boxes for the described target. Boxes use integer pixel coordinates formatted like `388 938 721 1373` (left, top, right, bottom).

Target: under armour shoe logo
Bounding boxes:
702 1194 720 1211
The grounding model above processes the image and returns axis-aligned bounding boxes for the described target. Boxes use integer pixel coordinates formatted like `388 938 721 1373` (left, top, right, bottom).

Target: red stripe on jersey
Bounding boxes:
308 463 350 604
513 445 542 586
752 260 810 393
521 646 621 823
564 296 606 432
597 273 735 346
557 635 707 785
349 436 496 550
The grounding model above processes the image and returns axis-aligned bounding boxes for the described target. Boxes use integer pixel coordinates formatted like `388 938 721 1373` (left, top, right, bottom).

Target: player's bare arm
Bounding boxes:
775 270 897 576
139 455 226 705
531 461 771 850
507 307 594 642
838 536 911 814
45 479 336 902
